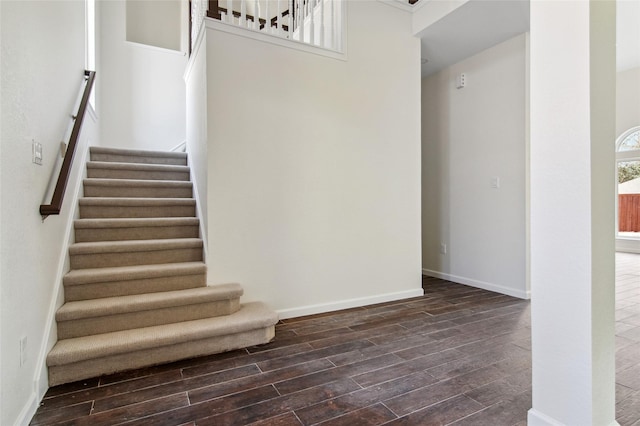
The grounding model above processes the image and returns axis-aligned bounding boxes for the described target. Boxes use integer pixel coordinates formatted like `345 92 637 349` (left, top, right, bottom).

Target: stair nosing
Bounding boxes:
47 302 279 366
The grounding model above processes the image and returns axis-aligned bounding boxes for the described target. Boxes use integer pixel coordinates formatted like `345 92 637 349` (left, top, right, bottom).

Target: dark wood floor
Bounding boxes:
30 253 640 426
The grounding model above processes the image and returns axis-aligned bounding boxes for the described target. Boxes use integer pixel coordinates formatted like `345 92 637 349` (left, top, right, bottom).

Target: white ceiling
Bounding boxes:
418 0 640 78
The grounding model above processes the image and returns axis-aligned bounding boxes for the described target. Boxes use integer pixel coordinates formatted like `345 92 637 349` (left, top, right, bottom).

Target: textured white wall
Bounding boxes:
99 0 187 151
203 1 422 317
421 34 528 298
0 1 99 424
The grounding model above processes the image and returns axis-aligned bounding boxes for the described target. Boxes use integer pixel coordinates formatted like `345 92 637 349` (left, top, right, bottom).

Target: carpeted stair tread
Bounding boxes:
56 284 243 321
69 238 202 255
63 262 206 286
86 161 190 181
47 302 278 367
90 147 187 166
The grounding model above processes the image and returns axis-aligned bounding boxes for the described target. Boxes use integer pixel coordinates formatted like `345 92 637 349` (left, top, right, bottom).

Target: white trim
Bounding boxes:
183 144 209 266
32 142 91 424
616 238 640 253
204 15 347 62
14 390 38 426
184 20 206 82
422 268 530 299
276 288 424 320
126 40 187 56
527 409 566 426
171 140 187 152
527 409 619 426
616 125 640 151
376 0 415 12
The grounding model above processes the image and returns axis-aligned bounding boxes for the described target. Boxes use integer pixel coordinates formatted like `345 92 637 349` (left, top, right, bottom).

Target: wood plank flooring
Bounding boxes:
30 253 640 425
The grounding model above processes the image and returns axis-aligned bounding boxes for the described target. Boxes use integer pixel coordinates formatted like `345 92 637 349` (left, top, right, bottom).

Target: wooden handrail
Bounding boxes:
40 70 96 218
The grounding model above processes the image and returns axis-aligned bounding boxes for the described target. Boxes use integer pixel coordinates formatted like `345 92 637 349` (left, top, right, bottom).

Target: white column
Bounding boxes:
528 1 617 425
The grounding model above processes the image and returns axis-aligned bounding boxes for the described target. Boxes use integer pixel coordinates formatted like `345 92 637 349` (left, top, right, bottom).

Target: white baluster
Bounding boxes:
330 0 335 50
254 0 260 29
319 0 324 48
227 0 233 23
277 0 282 35
240 0 247 27
299 0 305 43
265 0 271 33
288 0 293 38
309 0 314 45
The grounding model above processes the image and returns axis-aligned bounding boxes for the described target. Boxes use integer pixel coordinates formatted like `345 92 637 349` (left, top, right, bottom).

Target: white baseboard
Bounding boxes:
527 409 565 426
276 288 424 320
14 390 38 426
422 268 530 300
527 408 619 426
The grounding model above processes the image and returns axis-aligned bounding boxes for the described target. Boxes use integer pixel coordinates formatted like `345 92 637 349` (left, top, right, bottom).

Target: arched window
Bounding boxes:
616 126 640 238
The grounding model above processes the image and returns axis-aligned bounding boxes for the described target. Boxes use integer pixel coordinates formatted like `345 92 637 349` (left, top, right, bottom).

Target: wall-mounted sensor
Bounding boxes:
456 73 466 89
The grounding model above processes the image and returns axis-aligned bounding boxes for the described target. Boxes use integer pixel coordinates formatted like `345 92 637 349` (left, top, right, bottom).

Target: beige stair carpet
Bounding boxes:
47 146 278 387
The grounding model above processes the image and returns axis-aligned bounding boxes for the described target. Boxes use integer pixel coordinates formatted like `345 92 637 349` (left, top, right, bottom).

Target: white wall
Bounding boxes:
421 34 528 299
126 0 182 51
0 1 99 424
617 66 640 137
99 0 187 151
202 1 422 318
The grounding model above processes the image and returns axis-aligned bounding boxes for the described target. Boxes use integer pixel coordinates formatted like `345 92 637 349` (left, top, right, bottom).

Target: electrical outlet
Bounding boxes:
32 140 42 165
20 336 27 366
440 243 447 254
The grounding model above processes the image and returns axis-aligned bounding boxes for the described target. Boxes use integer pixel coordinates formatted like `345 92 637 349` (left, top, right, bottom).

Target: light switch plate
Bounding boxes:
32 140 42 165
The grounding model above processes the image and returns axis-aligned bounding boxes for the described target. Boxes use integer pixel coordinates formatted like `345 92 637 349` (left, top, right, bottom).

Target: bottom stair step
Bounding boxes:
47 302 278 386
56 284 244 339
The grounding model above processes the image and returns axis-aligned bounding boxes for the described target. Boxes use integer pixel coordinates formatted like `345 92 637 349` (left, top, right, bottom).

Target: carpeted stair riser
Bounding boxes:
57 299 241 339
64 271 206 301
56 285 243 339
79 198 196 219
63 262 207 301
83 179 193 199
48 302 278 386
69 242 203 269
90 147 187 166
87 162 190 181
74 218 200 242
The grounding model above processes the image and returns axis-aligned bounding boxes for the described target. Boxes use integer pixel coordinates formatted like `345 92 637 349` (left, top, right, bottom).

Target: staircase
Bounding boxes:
47 147 278 387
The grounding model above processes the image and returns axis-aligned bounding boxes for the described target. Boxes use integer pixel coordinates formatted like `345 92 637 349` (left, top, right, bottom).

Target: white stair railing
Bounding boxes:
192 0 343 53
